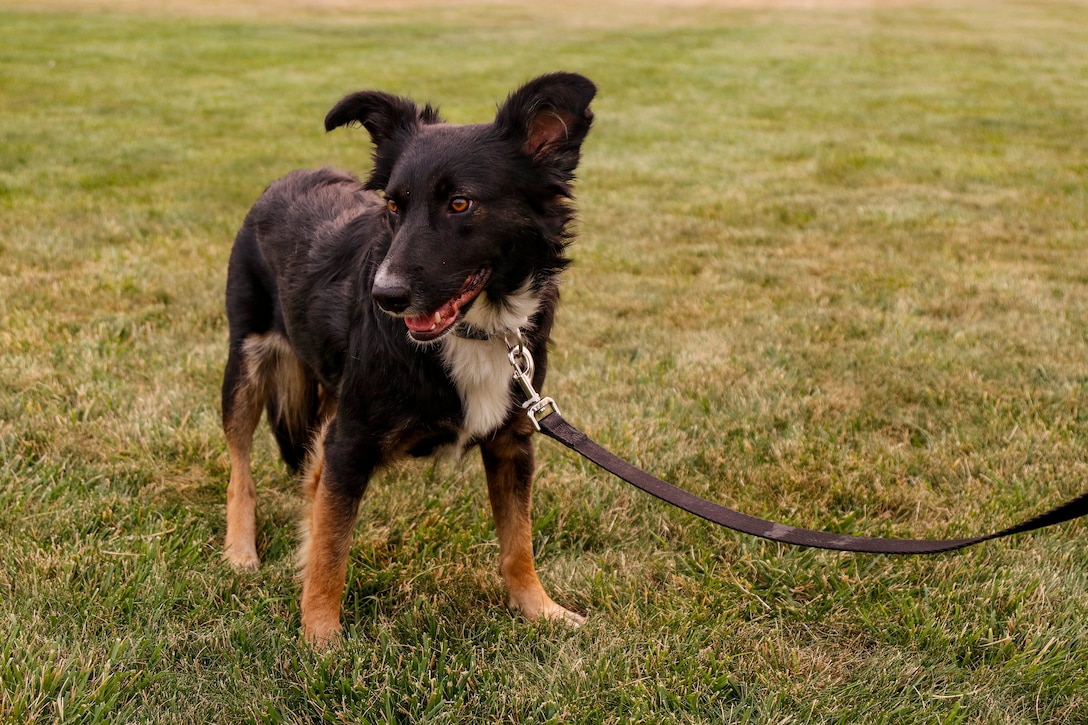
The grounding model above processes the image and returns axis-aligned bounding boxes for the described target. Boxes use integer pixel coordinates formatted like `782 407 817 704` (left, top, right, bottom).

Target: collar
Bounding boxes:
453 322 497 341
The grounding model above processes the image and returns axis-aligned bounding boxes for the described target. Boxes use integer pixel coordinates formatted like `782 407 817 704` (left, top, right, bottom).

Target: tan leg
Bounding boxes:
481 425 584 626
223 354 266 570
298 422 363 645
224 438 261 569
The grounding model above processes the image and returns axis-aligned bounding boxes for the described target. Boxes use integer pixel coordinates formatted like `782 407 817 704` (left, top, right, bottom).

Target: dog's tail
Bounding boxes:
266 380 320 472
242 333 321 472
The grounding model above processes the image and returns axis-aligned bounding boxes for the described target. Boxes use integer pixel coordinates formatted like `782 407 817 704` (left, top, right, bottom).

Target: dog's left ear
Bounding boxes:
494 72 597 176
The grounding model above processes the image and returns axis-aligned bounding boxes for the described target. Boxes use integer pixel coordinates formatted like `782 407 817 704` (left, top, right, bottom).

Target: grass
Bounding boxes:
2 0 1087 721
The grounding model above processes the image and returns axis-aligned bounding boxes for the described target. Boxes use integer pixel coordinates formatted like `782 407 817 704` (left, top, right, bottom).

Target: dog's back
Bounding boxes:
223 167 378 469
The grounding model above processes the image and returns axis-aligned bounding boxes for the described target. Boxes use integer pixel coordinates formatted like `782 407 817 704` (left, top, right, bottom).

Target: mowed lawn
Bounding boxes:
2 0 1087 722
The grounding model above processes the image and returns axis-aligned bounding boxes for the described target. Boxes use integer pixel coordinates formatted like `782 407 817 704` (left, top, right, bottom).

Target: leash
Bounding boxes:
503 334 1088 554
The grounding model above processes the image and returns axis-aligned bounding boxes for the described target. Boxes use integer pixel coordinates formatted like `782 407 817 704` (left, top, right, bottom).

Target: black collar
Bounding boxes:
453 322 495 341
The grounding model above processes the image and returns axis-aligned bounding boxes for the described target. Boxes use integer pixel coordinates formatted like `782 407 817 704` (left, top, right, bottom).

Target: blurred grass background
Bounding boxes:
1 1 1086 722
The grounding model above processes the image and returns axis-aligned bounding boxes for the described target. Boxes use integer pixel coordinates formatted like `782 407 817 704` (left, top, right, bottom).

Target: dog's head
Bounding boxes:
325 72 596 343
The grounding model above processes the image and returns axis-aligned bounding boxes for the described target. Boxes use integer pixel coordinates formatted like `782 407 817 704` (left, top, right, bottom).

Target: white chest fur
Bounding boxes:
438 286 541 449
441 335 515 448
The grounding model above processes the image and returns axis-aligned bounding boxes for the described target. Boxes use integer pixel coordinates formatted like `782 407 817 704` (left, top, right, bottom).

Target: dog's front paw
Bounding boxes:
510 590 586 628
302 617 343 647
225 544 260 571
545 603 587 627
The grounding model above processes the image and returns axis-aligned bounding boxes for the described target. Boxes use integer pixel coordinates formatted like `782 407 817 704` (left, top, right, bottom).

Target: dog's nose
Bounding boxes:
372 280 412 314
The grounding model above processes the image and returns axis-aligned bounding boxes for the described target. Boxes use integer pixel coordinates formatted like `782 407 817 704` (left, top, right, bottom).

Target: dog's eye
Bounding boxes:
386 199 399 214
449 197 471 214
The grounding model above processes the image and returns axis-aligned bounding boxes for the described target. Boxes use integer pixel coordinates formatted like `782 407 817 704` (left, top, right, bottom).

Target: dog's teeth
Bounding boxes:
434 311 443 324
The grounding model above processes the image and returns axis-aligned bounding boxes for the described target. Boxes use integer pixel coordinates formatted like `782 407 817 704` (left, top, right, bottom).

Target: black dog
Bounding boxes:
221 72 596 643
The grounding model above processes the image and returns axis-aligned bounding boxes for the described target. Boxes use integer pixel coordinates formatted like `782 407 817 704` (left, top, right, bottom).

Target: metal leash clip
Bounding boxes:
504 331 560 431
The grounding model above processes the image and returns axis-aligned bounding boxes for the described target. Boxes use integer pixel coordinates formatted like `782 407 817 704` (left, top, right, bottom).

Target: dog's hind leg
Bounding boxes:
481 421 585 627
221 336 268 570
223 331 320 569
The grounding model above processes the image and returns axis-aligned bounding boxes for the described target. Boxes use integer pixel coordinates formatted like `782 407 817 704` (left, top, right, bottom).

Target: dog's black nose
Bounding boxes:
372 281 412 314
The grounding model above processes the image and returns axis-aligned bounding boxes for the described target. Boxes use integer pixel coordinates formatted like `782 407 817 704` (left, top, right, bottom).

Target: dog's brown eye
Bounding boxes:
386 199 398 214
449 197 471 214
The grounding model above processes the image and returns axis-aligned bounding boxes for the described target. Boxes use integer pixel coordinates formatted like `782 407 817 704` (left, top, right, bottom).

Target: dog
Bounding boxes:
220 72 596 644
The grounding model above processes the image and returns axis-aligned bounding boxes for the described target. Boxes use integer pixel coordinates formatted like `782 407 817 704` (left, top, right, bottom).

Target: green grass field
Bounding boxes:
2 1 1087 722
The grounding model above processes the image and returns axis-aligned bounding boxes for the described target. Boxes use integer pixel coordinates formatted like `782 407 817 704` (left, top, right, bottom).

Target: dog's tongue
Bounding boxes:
404 298 458 334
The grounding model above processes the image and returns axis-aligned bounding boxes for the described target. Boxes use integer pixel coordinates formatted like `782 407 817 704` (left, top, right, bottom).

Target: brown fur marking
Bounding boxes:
481 421 584 625
297 421 360 644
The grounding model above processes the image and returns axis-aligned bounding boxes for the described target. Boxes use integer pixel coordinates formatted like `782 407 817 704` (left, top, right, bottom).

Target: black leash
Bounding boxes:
539 412 1088 554
503 334 1088 554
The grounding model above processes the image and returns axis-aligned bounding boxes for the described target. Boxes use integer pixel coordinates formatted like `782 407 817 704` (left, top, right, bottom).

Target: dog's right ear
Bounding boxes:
325 91 442 189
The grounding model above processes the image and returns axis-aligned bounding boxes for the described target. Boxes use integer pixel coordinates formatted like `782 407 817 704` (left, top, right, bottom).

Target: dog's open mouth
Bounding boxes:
403 268 490 342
